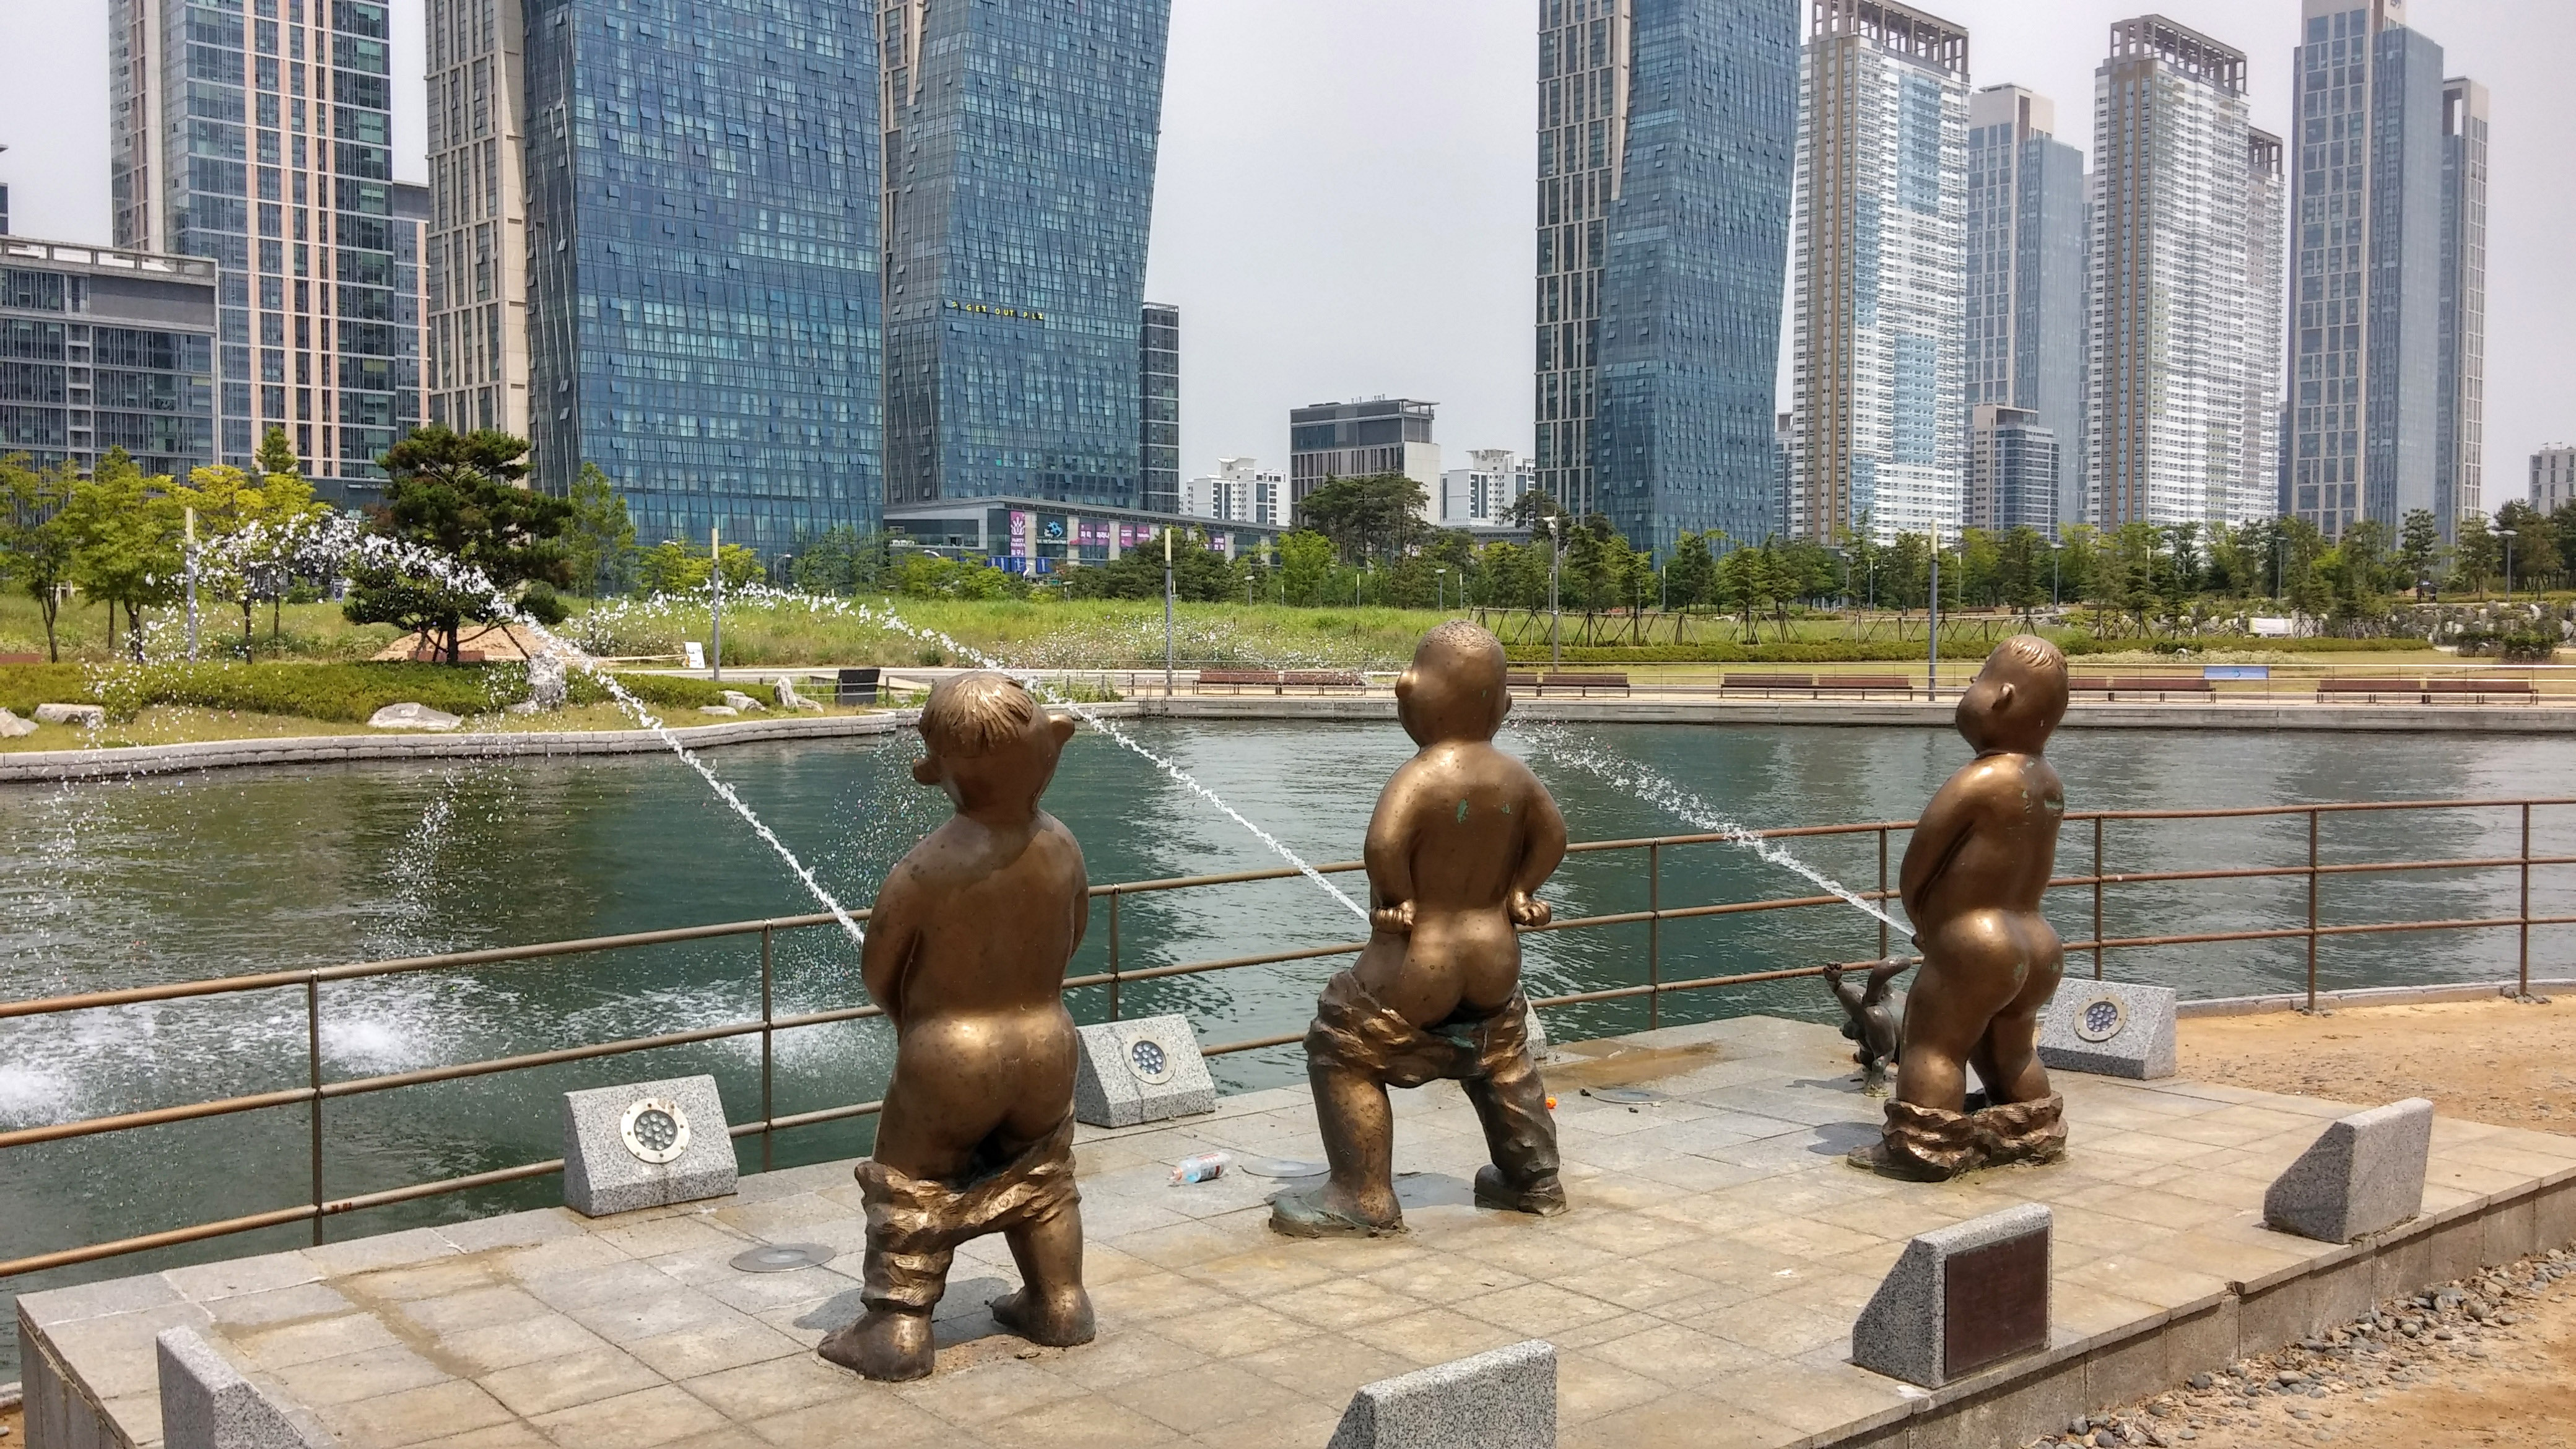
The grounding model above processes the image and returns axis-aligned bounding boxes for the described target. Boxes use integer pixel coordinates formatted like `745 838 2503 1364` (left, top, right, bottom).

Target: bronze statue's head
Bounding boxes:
1955 634 2068 754
1394 621 1511 746
912 672 1078 818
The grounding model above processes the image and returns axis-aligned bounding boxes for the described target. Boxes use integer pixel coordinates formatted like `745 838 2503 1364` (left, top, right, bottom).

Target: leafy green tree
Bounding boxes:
1276 529 1336 606
637 537 762 596
2452 513 2498 597
890 552 1029 600
1664 531 1718 611
256 424 302 479
171 463 328 658
1058 529 1245 603
2396 509 2443 594
62 449 184 656
1295 473 1430 565
790 525 890 596
0 454 80 661
343 428 572 661
564 463 639 596
2492 500 2555 592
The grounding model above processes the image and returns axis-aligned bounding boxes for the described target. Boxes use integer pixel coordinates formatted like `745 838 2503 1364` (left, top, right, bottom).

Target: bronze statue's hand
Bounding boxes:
1508 890 1551 928
1371 900 1416 935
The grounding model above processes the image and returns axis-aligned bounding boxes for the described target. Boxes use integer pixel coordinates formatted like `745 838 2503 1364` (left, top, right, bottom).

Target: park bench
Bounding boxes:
1280 669 1368 694
0 653 41 665
1194 669 1280 694
2314 677 2427 704
2424 677 2537 704
2071 676 2216 702
1721 673 1811 696
1808 674 1912 697
1536 672 1630 697
1507 672 1543 691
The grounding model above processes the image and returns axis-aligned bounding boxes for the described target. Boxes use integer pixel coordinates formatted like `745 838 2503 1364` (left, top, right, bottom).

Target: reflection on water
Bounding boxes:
4 719 2575 1374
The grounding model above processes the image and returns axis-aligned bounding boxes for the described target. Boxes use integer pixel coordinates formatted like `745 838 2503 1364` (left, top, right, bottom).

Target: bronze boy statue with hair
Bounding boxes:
820 672 1095 1380
1272 622 1570 1237
1852 635 2072 1181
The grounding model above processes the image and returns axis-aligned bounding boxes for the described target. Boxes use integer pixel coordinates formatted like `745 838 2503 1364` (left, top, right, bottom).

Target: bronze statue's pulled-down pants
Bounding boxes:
1303 970 1558 1188
855 1115 1080 1313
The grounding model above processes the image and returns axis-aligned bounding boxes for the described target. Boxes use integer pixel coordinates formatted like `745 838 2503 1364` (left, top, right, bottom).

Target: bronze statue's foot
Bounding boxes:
1845 1139 1953 1183
1268 1185 1404 1238
989 1285 1095 1347
817 1307 936 1381
1473 1165 1570 1217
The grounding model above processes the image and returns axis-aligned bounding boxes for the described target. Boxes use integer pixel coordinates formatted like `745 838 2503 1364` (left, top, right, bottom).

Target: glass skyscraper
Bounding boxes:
878 0 1172 512
2437 76 2489 529
2287 0 2456 541
1535 0 1795 555
1139 302 1178 514
1964 85 2085 537
1788 0 1969 546
110 0 421 503
517 0 882 555
424 0 531 440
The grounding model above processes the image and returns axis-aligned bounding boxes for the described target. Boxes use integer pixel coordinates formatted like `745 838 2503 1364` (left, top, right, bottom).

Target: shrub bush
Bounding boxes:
2 661 732 723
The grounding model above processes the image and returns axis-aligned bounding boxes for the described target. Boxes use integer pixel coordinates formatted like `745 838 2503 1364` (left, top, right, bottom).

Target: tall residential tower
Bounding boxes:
110 0 423 500
2286 0 2456 541
2437 76 2489 528
424 0 529 438
1963 84 2086 535
1788 0 1969 545
878 0 1172 513
2088 16 2275 529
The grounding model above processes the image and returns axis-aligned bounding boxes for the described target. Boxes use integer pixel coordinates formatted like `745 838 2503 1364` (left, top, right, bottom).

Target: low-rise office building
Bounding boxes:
886 495 1286 574
1 236 219 479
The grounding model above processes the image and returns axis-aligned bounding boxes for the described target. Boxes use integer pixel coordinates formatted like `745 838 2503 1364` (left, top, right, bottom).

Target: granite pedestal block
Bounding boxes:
1326 1339 1556 1449
157 1328 334 1449
1852 1203 2052 1387
560 1074 738 1217
1525 1005 1551 1061
2039 981 2177 1079
1073 1014 1217 1128
2265 1096 2434 1243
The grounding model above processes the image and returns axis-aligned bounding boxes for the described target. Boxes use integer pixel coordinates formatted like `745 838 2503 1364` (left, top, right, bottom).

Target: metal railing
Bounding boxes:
2 794 2569 1281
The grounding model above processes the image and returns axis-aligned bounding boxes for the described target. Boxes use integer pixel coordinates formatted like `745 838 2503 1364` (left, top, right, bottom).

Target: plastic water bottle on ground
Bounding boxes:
1170 1152 1230 1185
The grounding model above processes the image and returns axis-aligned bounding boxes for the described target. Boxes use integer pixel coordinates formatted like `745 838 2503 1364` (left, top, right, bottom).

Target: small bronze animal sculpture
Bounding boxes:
1824 956 1913 1093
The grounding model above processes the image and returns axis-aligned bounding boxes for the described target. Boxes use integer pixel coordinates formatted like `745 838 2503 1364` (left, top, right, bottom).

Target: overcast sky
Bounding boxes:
4 0 2569 500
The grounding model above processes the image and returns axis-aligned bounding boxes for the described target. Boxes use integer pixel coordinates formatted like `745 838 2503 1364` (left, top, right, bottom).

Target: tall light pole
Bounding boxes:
1926 526 1940 700
1436 567 1446 612
2497 527 2518 604
1163 526 1175 697
184 506 200 660
710 520 723 682
1547 516 1564 671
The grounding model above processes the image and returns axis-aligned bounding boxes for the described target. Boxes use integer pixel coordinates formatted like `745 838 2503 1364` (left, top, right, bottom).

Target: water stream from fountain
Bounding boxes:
1517 723 1906 934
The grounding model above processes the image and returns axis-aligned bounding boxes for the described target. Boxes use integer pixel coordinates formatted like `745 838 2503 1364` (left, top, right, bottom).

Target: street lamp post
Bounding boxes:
2497 527 2518 604
1163 527 1175 698
184 506 199 661
1547 517 1564 671
710 520 723 683
1926 528 1940 700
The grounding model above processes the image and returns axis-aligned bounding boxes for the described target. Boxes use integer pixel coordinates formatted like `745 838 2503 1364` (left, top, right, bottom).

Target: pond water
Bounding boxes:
4 718 2574 1374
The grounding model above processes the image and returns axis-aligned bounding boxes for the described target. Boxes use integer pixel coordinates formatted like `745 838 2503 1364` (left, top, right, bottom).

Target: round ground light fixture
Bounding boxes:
2073 995 2129 1044
618 1097 691 1164
730 1243 837 1274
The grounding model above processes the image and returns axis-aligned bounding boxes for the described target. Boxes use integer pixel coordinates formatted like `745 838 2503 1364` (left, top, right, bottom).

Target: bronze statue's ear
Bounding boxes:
1050 715 1077 748
912 755 941 785
1994 681 2016 713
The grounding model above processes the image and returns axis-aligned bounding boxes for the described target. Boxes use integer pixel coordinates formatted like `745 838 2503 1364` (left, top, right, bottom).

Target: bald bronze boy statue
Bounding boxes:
1852 635 2071 1181
820 672 1095 1380
1272 622 1570 1237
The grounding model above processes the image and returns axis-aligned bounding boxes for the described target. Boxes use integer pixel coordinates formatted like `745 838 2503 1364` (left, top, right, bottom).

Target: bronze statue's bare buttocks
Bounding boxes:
1851 635 2071 1181
818 673 1095 1381
1271 622 1570 1238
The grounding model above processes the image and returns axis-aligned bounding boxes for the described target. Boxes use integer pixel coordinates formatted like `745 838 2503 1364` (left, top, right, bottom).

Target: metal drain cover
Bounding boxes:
1235 1156 1329 1179
730 1243 836 1273
1590 1087 1667 1105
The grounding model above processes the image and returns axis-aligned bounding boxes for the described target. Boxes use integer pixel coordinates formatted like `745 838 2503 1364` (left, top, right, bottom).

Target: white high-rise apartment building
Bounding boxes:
2089 16 2276 529
1965 85 2087 537
1442 448 1530 526
424 0 530 437
2531 447 2576 514
1181 457 1282 526
1790 0 1970 546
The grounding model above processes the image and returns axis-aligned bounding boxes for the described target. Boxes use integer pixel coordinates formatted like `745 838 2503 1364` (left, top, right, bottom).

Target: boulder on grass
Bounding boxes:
698 705 740 716
367 702 462 731
34 703 106 727
720 689 768 713
0 708 36 738
774 677 824 711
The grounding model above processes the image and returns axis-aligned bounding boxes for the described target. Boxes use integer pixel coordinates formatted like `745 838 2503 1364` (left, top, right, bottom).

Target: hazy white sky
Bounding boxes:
4 0 2569 502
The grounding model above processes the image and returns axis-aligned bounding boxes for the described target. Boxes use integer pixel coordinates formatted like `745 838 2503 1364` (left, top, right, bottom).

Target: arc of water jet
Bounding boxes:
839 600 1371 923
1516 724 1906 933
199 516 871 949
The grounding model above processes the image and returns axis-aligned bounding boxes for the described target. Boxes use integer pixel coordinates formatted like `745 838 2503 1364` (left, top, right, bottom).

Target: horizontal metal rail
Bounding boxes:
3 793 2570 1282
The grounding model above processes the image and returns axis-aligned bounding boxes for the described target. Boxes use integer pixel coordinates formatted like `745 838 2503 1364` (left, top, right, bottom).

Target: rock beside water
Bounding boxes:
368 702 463 731
526 651 569 711
719 689 767 713
0 708 37 738
33 703 105 726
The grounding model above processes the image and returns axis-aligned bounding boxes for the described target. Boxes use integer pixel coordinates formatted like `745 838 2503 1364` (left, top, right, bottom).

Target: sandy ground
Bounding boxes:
2024 996 2576 1448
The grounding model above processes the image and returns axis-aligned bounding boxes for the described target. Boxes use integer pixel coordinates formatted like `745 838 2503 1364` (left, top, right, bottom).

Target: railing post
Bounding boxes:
1108 890 1122 1020
2091 816 2105 981
760 925 775 1173
1877 828 1891 960
2318 804 2339 1011
1648 841 1661 1030
2521 801 2533 999
307 973 323 1245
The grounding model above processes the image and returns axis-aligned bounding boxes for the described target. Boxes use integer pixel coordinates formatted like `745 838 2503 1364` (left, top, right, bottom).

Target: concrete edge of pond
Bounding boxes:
1141 695 2576 733
2176 977 2576 1018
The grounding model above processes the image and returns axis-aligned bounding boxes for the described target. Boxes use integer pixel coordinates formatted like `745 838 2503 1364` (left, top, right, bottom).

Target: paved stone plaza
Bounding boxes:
23 1016 2576 1449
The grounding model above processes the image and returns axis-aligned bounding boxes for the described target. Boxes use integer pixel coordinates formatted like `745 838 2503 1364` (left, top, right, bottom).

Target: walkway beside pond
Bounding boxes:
22 1016 2576 1449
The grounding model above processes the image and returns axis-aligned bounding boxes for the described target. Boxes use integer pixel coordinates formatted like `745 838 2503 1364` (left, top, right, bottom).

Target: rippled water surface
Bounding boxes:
5 719 2574 1373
